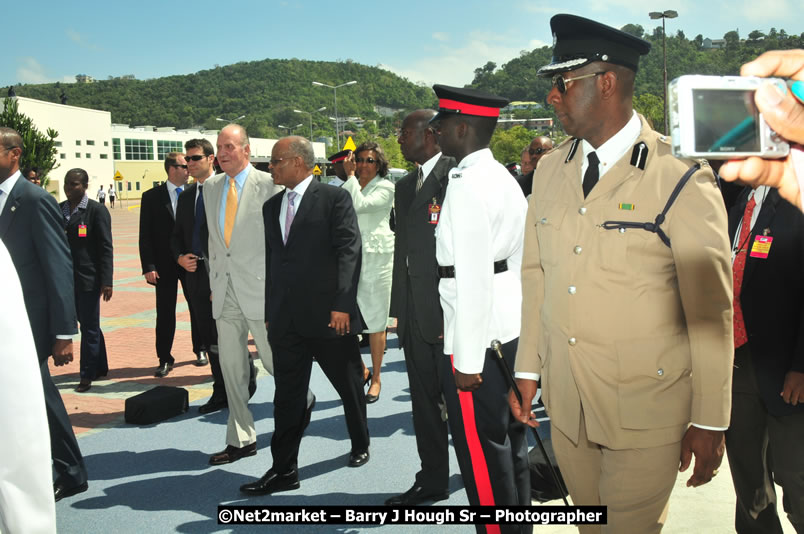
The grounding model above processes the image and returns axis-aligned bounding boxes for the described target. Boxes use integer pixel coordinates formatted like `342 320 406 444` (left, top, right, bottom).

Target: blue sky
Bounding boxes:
7 0 798 89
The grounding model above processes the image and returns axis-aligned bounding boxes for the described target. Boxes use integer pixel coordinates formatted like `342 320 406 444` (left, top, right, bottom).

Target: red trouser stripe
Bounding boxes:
450 355 500 534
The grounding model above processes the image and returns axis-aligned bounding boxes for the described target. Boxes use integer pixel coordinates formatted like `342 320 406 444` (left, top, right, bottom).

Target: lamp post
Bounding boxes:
215 114 246 123
278 123 303 135
312 80 357 148
294 106 327 141
649 10 678 135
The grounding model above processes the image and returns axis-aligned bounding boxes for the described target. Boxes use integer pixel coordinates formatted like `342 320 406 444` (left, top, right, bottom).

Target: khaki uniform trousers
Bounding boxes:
217 276 274 447
552 409 681 533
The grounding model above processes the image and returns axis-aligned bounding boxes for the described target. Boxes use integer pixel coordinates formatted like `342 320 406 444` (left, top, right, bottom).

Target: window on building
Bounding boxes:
104 141 109 147
112 138 121 160
100 154 108 159
124 138 154 160
86 140 95 146
117 182 122 192
135 182 141 191
55 141 62 147
75 153 81 158
127 182 132 191
85 153 91 158
60 154 66 159
156 140 184 160
76 140 81 146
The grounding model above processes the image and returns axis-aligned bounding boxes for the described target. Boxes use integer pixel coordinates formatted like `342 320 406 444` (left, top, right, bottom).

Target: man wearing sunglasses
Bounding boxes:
139 151 194 378
511 15 734 533
517 136 554 197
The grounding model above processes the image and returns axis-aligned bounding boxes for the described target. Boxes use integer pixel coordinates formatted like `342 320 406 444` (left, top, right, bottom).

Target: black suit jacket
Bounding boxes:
515 170 534 197
729 187 804 416
60 198 113 292
0 176 77 360
389 155 455 343
170 182 208 261
263 179 363 338
139 183 179 279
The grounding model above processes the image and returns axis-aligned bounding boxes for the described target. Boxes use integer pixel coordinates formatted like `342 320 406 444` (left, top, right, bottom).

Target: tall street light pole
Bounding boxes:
294 106 327 141
312 80 357 149
649 10 678 135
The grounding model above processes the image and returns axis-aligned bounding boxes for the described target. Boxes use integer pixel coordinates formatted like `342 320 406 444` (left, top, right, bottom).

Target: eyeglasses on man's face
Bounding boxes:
185 155 207 162
551 71 606 94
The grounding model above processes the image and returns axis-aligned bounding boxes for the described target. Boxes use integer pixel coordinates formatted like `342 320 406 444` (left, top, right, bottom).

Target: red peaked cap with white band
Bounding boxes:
430 84 509 122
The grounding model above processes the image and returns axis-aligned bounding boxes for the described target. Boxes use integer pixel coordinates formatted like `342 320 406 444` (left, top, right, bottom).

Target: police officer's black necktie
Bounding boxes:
583 152 599 198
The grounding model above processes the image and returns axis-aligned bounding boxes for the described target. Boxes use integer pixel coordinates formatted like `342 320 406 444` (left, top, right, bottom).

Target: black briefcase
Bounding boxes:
124 386 188 424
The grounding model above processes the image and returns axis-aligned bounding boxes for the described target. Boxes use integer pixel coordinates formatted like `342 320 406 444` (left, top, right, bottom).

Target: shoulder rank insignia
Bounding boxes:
565 138 580 163
630 141 648 170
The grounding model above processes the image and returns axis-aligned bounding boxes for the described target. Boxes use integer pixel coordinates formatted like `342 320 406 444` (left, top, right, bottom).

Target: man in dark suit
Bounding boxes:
139 152 200 377
61 168 114 393
727 185 804 533
515 136 553 197
385 109 455 506
0 127 87 501
239 136 369 496
171 138 256 414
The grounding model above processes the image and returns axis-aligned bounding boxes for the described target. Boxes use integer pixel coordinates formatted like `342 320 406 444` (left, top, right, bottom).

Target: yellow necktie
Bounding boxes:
224 177 238 247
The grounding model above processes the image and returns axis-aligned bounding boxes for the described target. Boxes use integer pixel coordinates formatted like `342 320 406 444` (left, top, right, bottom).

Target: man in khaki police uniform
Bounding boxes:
510 15 734 533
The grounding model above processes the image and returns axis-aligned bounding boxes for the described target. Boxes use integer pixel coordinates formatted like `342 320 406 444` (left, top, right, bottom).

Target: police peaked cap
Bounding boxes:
538 14 651 76
431 84 509 121
328 149 350 163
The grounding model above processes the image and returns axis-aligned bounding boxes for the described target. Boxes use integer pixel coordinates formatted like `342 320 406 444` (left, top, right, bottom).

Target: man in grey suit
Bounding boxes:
204 124 277 465
386 110 456 505
205 124 313 465
0 127 87 501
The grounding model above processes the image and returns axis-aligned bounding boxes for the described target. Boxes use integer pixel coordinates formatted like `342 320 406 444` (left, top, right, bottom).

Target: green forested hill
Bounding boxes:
13 58 436 139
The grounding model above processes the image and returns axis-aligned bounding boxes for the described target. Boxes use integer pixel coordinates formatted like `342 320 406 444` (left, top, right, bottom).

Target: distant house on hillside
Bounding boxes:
75 74 95 84
702 38 726 49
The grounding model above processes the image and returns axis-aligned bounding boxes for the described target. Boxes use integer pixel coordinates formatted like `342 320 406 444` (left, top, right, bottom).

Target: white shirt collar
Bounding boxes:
456 148 493 170
288 175 313 198
420 152 442 180
581 111 641 179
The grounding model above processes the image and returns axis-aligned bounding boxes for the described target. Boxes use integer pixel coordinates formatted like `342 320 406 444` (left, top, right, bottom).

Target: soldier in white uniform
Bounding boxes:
431 84 530 534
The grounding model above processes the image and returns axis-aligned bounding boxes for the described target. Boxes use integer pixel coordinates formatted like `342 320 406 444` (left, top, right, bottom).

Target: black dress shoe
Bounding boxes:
199 398 227 415
209 443 257 465
384 484 449 506
348 450 370 467
240 468 299 495
195 350 209 366
75 379 91 393
302 395 316 433
154 362 173 378
54 481 88 502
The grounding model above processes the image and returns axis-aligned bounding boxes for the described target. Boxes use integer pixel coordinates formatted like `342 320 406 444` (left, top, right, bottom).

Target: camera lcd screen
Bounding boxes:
692 89 760 153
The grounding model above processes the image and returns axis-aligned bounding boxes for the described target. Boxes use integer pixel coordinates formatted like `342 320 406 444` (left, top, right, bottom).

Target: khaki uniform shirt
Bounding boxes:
515 115 734 449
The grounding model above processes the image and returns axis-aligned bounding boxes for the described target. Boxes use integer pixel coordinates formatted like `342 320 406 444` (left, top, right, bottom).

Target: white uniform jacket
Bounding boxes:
436 148 528 374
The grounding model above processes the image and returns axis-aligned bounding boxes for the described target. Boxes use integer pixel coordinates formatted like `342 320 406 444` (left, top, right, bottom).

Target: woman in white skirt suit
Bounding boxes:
342 142 395 403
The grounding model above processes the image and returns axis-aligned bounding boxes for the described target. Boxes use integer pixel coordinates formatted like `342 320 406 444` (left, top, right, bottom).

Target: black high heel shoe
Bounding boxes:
363 369 373 387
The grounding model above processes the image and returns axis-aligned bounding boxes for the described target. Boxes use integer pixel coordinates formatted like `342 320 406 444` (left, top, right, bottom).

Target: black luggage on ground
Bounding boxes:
124 386 188 424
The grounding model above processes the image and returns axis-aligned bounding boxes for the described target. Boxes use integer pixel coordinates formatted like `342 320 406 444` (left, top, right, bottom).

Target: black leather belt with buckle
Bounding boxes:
438 259 508 279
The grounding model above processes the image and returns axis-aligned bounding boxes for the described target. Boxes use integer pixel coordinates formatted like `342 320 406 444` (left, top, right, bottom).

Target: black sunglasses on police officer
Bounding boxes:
551 71 606 94
185 155 208 162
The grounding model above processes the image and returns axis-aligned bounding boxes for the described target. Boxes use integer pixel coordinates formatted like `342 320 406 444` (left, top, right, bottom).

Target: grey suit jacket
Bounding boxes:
203 166 282 320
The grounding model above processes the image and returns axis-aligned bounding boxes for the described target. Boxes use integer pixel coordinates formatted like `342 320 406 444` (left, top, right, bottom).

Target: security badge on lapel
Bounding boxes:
78 224 88 237
428 197 441 225
750 228 773 259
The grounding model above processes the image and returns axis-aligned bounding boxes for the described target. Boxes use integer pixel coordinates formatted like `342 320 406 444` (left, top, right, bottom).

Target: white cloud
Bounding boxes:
16 57 52 84
737 0 792 22
66 28 100 51
381 32 549 87
432 32 449 42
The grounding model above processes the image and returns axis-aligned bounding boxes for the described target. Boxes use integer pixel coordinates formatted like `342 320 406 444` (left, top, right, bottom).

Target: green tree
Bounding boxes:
633 93 664 130
489 126 535 165
0 98 59 192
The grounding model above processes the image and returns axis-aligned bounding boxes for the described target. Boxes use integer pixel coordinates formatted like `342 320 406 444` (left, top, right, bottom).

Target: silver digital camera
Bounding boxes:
668 75 790 159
